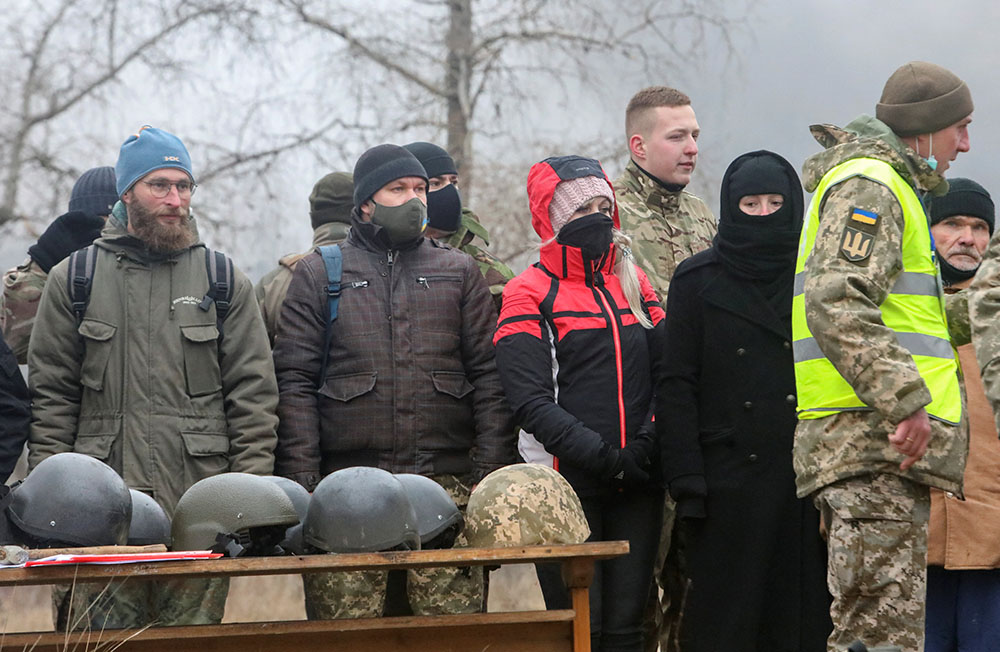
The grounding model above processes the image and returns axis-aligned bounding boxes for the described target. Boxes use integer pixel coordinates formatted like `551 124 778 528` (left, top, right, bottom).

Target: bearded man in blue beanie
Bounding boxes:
273 143 514 619
27 126 278 630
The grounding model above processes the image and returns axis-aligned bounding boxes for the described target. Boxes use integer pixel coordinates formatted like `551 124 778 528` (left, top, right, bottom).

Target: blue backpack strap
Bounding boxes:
317 245 342 389
67 245 98 325
199 248 235 342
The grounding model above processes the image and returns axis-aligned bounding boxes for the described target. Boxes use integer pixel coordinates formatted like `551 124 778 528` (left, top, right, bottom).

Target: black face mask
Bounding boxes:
556 213 614 260
426 183 463 234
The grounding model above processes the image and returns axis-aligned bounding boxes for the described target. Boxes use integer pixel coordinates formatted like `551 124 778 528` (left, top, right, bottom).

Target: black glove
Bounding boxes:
28 211 105 273
669 474 707 520
608 447 650 488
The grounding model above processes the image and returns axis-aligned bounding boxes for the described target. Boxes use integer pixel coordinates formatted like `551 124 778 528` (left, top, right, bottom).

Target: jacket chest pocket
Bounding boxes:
410 274 464 334
180 324 222 396
79 319 117 391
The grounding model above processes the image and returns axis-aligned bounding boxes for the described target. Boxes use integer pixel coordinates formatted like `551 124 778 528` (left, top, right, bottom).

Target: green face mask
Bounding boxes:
370 197 428 247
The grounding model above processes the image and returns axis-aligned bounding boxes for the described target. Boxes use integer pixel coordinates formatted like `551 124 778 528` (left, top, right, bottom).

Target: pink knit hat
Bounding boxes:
548 176 615 234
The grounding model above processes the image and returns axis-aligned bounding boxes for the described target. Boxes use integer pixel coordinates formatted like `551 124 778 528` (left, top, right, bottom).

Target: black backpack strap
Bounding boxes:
67 245 98 325
200 248 235 341
316 244 343 389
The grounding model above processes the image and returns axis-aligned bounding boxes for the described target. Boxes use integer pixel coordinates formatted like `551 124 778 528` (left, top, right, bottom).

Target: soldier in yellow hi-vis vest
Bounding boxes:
793 62 973 652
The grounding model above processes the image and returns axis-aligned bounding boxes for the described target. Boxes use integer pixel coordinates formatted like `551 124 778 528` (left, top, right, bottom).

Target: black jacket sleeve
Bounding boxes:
0 332 30 483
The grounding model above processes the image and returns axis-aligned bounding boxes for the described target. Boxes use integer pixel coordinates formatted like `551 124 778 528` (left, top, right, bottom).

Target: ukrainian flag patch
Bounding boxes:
850 208 879 225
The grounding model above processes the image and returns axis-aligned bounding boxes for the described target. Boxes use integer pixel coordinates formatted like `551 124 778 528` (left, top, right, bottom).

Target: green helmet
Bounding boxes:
304 467 420 553
7 452 131 547
262 475 311 555
171 473 299 555
395 473 463 549
127 489 171 547
465 464 590 548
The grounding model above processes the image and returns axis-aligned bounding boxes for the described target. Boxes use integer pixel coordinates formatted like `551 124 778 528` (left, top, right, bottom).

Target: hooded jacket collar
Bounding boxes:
619 159 687 208
527 156 618 281
802 114 948 197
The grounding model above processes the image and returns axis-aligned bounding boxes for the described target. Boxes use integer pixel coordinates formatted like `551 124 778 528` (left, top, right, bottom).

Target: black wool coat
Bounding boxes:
657 248 831 652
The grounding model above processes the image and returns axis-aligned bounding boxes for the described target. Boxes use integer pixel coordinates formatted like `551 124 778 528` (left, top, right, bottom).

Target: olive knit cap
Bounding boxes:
876 61 973 137
309 172 354 229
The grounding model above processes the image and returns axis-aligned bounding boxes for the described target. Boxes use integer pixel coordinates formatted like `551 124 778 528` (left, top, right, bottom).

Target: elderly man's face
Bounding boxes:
932 214 990 271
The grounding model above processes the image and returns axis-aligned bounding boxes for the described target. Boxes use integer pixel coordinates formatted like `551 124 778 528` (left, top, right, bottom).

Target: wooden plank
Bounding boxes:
1 611 577 652
0 541 628 587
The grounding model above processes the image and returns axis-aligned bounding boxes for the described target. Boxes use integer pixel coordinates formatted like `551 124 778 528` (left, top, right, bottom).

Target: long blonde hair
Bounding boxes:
612 229 653 330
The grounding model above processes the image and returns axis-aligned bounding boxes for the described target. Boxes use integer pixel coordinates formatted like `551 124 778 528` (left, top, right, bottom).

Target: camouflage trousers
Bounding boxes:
53 577 229 631
814 473 929 652
641 494 686 652
304 473 484 619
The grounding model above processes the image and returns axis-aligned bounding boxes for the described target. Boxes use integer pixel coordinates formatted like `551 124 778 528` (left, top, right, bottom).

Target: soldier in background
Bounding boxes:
793 61 972 650
403 142 513 310
614 86 716 652
927 179 1000 651
1 167 114 363
256 171 353 346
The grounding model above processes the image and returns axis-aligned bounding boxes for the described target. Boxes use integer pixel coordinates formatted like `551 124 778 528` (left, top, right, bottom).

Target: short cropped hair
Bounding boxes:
625 86 691 140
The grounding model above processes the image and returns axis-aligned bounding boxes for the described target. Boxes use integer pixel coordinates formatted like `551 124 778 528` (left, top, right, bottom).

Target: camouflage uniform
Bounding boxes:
615 158 715 652
0 258 47 364
442 208 514 312
255 221 351 346
304 474 483 619
970 233 1000 433
795 115 968 652
613 159 716 303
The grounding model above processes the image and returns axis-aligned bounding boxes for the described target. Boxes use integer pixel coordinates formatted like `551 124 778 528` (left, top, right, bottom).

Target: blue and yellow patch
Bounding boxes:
850 208 879 225
840 206 880 264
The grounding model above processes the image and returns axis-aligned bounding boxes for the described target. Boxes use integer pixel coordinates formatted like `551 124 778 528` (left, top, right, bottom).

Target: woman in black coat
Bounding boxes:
657 150 831 652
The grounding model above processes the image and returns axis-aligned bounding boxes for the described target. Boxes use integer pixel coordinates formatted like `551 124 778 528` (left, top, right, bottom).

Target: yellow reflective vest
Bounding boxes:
792 157 961 424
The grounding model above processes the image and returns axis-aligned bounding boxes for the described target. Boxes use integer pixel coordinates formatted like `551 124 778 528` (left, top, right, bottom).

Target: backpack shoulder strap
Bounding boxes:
199 248 235 341
67 245 98 325
316 244 343 389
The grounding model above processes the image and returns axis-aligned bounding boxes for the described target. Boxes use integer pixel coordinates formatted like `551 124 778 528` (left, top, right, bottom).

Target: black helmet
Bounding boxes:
6 452 131 547
262 476 311 555
395 474 463 549
172 473 299 556
304 467 420 553
127 490 171 547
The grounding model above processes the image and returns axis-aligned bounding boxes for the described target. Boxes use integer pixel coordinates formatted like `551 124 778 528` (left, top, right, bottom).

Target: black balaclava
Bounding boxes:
714 150 804 313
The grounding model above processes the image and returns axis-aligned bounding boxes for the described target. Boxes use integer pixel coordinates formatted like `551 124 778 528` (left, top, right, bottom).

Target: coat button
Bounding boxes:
783 341 791 350
736 348 746 356
786 394 796 404
381 271 388 277
749 454 758 462
743 401 753 410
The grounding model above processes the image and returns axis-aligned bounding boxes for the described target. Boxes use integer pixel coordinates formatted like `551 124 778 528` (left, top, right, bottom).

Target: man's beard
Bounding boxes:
127 201 195 253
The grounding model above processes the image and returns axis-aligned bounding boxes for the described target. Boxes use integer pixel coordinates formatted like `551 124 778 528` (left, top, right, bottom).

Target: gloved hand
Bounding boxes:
28 211 105 273
668 474 707 520
608 447 650 488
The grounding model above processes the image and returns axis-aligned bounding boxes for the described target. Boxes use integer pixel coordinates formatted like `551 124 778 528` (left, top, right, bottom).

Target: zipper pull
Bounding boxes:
417 276 429 289
387 251 395 266
350 280 369 289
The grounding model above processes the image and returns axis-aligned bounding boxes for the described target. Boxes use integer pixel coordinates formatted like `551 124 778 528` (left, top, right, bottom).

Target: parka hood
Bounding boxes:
527 155 620 241
802 114 948 197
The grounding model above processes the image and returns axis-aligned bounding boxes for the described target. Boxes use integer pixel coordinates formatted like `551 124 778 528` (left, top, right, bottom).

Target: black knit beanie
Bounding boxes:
352 144 428 208
876 61 973 137
403 142 458 179
309 172 354 229
68 166 117 216
930 177 994 235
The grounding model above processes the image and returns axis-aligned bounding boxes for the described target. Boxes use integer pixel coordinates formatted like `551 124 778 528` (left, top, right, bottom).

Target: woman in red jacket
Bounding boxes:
493 155 664 652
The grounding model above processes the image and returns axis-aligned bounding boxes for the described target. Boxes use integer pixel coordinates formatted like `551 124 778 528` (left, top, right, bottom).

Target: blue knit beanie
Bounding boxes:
115 126 194 197
69 166 117 216
353 144 427 208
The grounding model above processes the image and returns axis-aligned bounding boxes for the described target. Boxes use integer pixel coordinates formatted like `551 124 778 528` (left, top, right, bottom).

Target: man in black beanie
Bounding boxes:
929 178 993 287
273 143 514 618
793 61 973 651
256 171 354 345
0 166 114 362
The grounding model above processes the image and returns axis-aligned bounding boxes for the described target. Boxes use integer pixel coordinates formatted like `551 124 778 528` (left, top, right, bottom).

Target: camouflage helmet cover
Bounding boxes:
465 463 590 547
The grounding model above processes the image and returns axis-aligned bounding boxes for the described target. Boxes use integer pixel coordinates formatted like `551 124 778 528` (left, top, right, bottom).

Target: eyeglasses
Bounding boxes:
142 179 197 198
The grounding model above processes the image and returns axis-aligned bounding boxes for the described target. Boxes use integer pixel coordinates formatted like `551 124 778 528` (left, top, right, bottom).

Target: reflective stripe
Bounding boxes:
795 332 953 364
794 270 935 298
891 272 938 296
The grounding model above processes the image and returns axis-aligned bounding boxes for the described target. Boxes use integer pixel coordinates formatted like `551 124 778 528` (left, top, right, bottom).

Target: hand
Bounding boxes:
610 447 650 488
28 211 105 273
887 407 931 471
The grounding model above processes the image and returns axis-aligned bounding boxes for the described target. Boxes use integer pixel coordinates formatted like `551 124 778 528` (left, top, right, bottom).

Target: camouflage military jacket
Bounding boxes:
443 208 514 311
1 258 47 364
255 221 351 346
971 230 1000 437
614 159 716 303
793 115 968 497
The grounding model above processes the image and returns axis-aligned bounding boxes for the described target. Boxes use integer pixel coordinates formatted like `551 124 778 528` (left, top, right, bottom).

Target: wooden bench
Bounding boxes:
0 541 628 652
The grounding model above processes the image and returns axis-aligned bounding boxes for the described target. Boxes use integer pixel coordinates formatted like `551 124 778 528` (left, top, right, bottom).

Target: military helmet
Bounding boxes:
394 474 463 547
465 464 590 548
6 452 132 547
262 475 311 555
128 489 171 546
171 473 299 554
305 467 420 553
